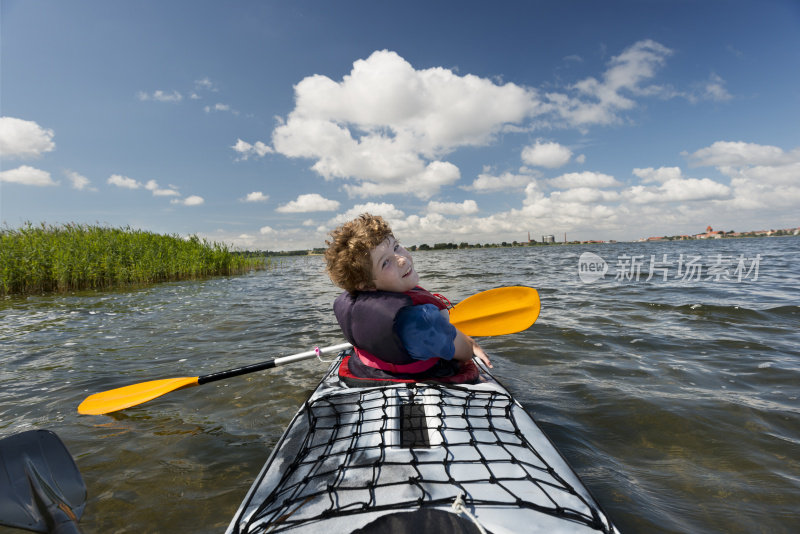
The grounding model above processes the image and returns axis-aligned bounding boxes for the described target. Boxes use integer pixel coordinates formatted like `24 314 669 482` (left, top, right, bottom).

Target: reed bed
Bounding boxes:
0 223 267 296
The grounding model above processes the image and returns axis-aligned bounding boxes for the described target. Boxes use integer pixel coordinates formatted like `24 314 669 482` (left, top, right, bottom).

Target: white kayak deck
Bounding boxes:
227 354 618 534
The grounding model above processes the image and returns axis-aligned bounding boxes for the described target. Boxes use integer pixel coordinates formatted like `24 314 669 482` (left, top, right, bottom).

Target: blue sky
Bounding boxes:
2 0 798 250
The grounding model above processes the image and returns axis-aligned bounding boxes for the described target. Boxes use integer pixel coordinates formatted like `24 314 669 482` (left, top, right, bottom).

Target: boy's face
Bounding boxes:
364 235 419 292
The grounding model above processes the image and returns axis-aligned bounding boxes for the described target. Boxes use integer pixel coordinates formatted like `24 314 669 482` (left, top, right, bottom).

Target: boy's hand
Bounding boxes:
468 336 492 368
453 330 493 368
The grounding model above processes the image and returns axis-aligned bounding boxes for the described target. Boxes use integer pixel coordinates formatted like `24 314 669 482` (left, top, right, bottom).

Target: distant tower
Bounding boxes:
706 225 713 232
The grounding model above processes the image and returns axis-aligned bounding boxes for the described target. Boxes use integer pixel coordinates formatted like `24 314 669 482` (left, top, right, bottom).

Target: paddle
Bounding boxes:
77 342 353 416
0 430 86 534
448 285 540 336
78 286 540 415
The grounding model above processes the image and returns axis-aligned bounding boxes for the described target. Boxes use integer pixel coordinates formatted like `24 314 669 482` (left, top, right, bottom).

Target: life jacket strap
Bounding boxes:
355 347 439 374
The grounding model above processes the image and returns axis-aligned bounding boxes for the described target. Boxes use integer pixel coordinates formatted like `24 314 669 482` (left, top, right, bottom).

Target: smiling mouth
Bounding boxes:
402 268 413 278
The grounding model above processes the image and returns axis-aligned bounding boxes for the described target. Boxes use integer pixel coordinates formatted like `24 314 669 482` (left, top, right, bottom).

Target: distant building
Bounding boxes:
542 235 555 243
696 230 723 239
695 225 723 239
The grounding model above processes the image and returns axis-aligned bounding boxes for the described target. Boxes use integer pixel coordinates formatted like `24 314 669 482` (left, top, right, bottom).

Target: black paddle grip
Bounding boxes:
198 360 277 385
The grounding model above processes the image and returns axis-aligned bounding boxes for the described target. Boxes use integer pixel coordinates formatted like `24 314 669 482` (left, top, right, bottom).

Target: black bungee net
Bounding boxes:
236 361 615 534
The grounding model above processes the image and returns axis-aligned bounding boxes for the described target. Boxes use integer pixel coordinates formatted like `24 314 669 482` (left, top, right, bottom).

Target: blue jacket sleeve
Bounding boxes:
395 304 457 361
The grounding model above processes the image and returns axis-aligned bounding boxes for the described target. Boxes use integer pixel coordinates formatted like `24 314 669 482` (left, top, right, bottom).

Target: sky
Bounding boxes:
1 0 799 250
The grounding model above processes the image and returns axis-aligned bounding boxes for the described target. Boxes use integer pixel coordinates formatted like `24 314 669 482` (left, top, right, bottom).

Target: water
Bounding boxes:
1 237 798 533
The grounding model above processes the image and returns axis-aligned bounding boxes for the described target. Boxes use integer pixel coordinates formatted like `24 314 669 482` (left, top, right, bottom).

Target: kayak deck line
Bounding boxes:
228 353 618 533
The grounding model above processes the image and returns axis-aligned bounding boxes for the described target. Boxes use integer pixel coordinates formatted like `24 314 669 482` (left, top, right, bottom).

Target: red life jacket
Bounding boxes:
333 286 449 374
337 351 480 387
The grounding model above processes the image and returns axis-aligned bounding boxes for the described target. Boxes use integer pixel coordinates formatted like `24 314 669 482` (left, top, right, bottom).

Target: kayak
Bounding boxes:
226 350 618 534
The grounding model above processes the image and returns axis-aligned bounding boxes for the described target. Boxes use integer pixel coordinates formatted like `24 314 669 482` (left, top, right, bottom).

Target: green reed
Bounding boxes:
0 223 267 295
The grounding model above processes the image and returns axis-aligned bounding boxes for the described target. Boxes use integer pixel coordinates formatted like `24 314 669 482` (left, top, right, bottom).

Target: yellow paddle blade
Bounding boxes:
450 286 540 337
77 376 200 415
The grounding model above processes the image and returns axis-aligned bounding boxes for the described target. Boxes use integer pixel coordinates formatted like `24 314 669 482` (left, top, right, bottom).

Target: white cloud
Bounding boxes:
0 117 55 159
107 174 142 189
342 160 461 200
521 140 572 168
205 103 232 113
660 177 731 201
552 187 620 203
549 171 621 189
137 90 183 102
259 226 275 235
661 73 733 105
632 167 683 184
467 171 535 192
0 165 57 186
194 78 218 92
701 73 732 102
214 141 798 250
520 182 619 226
686 141 800 210
272 49 542 199
725 161 800 187
108 175 202 204
726 173 800 210
625 177 731 204
145 179 179 197
427 199 479 215
276 193 340 213
171 195 205 206
549 40 673 126
65 170 93 190
687 141 789 167
332 202 406 225
232 138 274 160
243 191 269 203
269 42 707 201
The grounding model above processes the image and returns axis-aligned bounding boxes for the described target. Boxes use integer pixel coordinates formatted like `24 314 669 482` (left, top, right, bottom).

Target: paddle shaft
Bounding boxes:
197 342 353 385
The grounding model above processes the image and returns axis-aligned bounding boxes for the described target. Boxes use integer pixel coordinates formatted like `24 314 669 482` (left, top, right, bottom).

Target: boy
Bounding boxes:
325 213 490 382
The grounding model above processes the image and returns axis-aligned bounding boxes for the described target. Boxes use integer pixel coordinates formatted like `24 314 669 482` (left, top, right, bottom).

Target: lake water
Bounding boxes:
1 237 798 533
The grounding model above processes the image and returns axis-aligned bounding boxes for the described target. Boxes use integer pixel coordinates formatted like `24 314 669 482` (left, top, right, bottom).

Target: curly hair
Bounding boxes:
325 213 393 293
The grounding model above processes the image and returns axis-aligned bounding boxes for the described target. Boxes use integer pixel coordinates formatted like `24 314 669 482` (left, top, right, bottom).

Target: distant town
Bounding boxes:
261 225 799 256
635 225 800 243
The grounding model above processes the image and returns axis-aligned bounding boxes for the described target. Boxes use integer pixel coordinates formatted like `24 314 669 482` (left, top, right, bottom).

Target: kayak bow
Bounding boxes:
227 352 618 534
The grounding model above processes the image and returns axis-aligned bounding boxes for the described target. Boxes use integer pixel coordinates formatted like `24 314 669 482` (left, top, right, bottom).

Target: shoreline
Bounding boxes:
263 232 799 256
